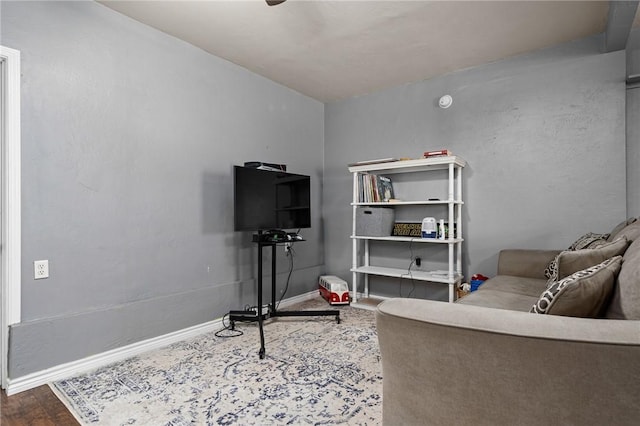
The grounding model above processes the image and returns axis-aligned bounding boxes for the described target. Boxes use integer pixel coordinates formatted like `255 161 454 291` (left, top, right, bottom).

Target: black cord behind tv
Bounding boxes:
233 165 311 232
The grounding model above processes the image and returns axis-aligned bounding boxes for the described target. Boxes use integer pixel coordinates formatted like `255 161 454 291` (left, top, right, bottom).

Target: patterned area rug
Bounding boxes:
51 298 382 425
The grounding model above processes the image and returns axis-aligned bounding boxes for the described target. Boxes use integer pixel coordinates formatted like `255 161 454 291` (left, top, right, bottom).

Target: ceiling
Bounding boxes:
99 1 640 102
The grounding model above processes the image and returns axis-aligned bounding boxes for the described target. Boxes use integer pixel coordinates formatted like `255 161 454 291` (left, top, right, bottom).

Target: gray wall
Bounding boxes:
324 35 627 300
628 84 640 216
628 29 640 216
627 28 640 80
2 1 324 377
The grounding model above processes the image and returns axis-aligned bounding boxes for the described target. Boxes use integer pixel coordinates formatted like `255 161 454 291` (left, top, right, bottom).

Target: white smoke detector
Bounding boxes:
438 95 453 109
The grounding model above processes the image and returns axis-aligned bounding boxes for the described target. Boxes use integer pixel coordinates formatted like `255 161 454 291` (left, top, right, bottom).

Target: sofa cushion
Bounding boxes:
610 220 640 243
606 238 640 319
554 237 629 282
544 232 610 279
456 275 546 312
531 256 622 317
607 217 637 242
456 288 540 312
478 275 548 298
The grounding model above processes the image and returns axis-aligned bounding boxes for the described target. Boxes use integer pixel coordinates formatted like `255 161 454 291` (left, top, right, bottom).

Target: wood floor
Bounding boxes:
1 385 79 426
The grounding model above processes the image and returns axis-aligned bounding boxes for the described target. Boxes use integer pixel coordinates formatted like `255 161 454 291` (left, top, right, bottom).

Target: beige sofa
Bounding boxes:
376 219 640 425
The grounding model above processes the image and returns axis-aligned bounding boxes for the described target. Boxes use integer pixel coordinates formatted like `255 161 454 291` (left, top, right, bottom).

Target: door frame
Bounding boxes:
0 45 21 390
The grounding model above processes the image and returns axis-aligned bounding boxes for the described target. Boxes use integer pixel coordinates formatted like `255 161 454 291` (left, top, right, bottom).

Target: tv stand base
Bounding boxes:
228 306 340 359
229 308 340 324
229 239 340 359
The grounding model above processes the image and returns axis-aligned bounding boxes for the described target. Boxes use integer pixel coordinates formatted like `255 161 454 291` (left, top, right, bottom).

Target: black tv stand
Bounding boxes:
228 232 340 359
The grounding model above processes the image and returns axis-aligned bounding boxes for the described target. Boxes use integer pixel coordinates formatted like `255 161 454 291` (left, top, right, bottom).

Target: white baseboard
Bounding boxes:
5 290 320 395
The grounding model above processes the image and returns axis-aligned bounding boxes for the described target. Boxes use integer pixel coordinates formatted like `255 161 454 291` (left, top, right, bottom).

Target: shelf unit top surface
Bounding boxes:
348 156 466 174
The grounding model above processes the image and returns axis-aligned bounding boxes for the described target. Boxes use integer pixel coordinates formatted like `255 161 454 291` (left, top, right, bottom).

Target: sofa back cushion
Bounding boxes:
610 220 640 243
607 218 637 241
607 217 637 241
531 256 622 317
606 237 640 319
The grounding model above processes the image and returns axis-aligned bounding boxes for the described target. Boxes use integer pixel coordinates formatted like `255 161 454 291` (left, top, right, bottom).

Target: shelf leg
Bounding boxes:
364 239 370 298
352 172 358 304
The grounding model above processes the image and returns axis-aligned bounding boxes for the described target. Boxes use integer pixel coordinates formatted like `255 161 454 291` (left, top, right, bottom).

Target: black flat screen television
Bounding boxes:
233 166 311 232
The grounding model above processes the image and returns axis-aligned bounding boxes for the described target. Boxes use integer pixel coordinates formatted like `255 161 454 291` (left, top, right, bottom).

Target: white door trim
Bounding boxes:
1 45 21 390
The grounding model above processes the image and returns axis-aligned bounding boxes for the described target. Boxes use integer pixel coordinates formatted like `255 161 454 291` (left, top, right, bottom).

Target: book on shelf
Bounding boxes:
378 176 394 202
358 174 395 202
424 149 453 158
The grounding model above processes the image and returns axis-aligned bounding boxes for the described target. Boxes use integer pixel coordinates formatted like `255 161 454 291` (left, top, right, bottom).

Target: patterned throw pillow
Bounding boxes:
567 232 611 250
543 232 611 280
531 256 622 317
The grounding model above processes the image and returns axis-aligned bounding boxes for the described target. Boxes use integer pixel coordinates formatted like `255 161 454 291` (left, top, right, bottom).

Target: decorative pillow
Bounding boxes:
552 236 629 284
567 232 611 250
544 232 611 279
531 256 622 317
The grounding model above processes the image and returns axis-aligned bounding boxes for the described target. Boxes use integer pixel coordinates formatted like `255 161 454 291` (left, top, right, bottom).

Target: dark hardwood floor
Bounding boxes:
1 385 79 426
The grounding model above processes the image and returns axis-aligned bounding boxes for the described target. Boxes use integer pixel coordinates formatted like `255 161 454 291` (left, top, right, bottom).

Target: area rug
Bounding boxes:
51 298 382 425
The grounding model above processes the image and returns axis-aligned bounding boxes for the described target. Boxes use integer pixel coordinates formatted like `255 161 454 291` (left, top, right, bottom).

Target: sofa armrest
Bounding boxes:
497 249 560 279
376 298 640 426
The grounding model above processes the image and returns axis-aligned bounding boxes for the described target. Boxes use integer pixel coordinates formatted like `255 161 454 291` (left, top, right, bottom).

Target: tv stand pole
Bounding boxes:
229 232 340 359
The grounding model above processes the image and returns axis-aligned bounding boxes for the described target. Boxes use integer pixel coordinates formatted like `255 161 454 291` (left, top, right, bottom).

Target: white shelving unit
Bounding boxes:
348 156 466 308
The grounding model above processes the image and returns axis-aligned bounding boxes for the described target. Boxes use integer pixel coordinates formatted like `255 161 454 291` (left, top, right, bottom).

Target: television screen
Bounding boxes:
233 166 311 232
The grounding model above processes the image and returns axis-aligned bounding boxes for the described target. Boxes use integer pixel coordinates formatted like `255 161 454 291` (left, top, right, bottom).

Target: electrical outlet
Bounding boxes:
285 242 292 253
415 257 421 267
34 260 49 279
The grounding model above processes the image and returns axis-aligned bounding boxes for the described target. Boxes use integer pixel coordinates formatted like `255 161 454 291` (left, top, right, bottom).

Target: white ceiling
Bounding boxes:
99 0 640 102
